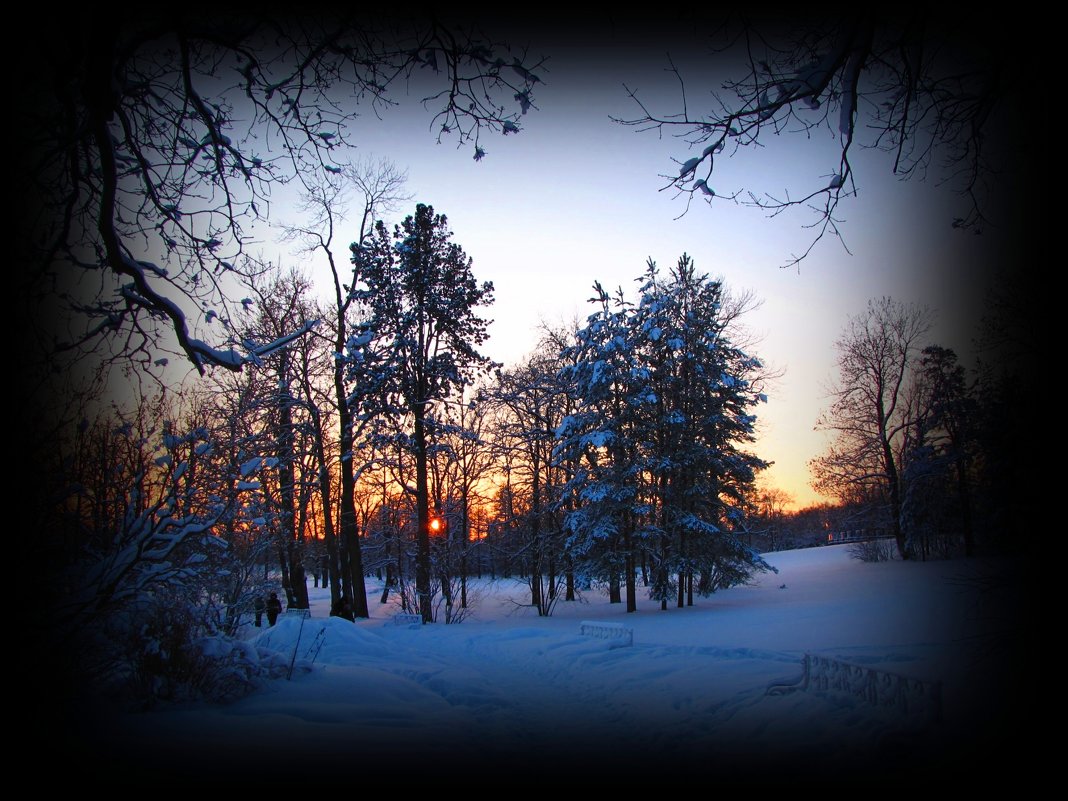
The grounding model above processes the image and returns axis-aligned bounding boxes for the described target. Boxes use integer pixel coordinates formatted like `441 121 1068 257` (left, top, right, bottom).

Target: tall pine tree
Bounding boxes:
349 204 495 623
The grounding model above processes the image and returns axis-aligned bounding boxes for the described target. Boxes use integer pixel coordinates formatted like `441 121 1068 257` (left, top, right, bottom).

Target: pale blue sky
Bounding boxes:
276 27 1009 508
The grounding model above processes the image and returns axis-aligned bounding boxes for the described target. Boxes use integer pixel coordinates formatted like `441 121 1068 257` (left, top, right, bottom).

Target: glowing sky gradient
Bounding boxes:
266 23 1015 509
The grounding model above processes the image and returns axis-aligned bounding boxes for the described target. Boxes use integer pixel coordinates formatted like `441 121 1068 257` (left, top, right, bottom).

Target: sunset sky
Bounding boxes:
226 21 1015 509
20 18 1031 780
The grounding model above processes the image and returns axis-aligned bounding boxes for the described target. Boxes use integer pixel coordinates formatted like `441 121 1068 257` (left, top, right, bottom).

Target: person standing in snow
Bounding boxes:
266 592 283 626
254 595 266 627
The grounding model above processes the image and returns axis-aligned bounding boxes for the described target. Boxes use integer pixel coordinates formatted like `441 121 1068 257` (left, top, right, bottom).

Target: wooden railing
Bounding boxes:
767 653 942 723
826 529 893 544
579 620 633 648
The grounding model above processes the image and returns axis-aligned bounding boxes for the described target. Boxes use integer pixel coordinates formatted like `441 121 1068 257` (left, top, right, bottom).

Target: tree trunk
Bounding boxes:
955 453 974 557
277 546 292 606
530 519 542 610
624 528 637 613
548 550 556 602
336 363 369 617
275 355 309 609
881 432 909 560
609 572 621 604
414 407 433 624
530 456 543 611
440 570 452 622
677 531 685 608
287 541 309 609
460 556 468 609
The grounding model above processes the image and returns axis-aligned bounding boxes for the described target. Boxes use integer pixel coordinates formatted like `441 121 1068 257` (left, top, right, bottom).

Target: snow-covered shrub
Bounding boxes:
192 636 290 702
51 397 286 706
96 592 276 707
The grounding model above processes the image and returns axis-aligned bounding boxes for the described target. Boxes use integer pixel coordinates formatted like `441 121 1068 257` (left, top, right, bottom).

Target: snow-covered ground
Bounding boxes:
68 545 1026 786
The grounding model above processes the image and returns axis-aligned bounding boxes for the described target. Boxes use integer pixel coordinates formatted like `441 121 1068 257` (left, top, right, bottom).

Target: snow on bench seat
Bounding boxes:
391 613 422 628
580 620 633 648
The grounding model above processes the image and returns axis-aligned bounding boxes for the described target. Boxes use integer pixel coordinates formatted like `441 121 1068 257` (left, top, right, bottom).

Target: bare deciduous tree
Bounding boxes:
488 352 574 616
23 13 543 374
282 157 411 618
811 297 933 559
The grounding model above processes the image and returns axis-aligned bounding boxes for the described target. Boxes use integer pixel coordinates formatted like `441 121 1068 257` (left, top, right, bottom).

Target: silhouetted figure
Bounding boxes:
254 596 266 627
266 592 282 626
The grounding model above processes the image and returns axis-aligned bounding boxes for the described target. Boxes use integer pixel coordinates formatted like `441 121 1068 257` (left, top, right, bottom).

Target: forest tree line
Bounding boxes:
36 200 785 703
33 207 1024 707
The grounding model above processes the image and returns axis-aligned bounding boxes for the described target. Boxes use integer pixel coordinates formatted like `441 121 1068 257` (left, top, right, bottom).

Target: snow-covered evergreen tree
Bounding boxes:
555 281 646 609
348 203 495 623
556 256 771 611
635 257 771 605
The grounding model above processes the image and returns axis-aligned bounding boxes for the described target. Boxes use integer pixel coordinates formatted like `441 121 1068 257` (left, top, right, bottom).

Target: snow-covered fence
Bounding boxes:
767 653 942 723
579 621 633 648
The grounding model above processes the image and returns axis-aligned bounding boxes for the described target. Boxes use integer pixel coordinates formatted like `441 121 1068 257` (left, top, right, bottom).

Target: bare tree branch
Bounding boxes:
615 15 1021 268
23 12 543 374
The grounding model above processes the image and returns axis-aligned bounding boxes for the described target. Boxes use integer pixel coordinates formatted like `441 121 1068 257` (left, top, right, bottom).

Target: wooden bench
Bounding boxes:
579 620 633 648
392 613 422 628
